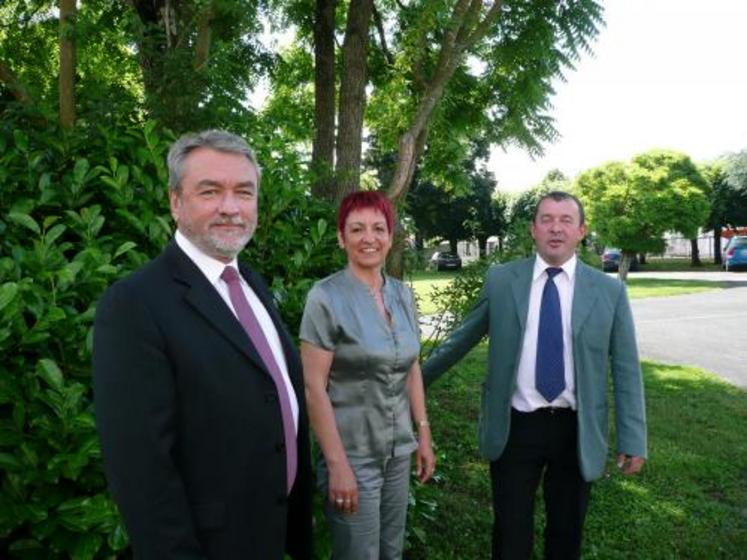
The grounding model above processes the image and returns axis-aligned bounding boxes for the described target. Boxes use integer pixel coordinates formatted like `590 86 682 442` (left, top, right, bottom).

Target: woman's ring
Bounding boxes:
335 498 344 504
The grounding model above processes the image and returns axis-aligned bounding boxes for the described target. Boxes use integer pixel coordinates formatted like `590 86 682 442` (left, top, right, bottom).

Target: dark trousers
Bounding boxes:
489 408 592 560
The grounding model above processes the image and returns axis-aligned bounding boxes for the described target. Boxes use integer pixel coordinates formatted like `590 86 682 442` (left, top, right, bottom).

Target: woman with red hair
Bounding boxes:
300 191 435 559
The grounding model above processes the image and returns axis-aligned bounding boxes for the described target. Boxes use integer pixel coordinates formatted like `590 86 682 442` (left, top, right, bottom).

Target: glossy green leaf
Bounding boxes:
0 282 19 311
8 213 40 235
37 359 64 392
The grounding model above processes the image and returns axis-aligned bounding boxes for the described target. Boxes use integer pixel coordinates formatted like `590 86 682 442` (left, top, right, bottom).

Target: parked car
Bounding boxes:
429 251 462 271
601 248 639 272
722 236 747 271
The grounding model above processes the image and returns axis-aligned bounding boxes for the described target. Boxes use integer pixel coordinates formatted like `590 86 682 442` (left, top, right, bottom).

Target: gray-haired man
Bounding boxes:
93 130 312 558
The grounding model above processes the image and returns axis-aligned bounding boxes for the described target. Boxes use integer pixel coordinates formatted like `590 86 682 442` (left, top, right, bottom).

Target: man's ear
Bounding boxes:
169 190 180 223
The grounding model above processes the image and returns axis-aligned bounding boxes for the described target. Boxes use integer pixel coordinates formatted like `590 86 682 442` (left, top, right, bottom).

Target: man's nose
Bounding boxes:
218 192 240 214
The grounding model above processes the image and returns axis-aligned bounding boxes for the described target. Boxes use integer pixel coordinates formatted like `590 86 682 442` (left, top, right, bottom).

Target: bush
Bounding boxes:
0 113 340 557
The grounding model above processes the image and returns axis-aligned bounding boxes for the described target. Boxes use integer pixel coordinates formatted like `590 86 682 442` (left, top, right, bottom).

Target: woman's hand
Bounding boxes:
415 427 436 483
328 460 359 514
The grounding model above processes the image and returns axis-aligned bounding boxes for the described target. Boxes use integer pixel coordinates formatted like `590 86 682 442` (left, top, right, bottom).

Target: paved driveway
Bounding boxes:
629 272 747 389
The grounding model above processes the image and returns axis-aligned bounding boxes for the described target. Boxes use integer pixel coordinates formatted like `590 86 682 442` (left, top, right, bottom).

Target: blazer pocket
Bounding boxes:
191 502 226 531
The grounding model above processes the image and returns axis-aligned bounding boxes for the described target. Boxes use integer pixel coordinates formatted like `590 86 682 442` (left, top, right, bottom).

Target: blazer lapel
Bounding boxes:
165 242 269 373
571 261 599 337
510 257 534 332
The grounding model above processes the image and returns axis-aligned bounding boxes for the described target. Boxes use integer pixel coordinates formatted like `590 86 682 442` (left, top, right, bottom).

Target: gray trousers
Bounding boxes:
319 454 411 560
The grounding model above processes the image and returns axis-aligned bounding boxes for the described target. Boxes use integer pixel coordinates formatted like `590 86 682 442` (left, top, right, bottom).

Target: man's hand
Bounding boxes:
616 453 645 475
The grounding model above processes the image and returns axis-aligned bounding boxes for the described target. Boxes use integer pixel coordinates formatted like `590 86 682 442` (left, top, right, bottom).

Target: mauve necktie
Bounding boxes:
536 267 565 402
221 266 297 493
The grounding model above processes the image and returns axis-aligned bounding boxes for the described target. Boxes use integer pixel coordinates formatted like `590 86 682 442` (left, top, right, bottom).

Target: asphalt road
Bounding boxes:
629 272 747 389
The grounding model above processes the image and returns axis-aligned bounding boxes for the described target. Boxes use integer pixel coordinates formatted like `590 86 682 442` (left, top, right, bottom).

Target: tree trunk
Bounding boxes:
449 239 458 253
386 220 407 279
478 235 487 258
714 226 722 265
129 0 184 129
638 253 647 265
312 0 337 200
690 238 702 267
59 0 76 129
618 252 633 282
0 60 33 106
194 1 215 71
383 1 503 278
414 233 425 269
334 0 374 201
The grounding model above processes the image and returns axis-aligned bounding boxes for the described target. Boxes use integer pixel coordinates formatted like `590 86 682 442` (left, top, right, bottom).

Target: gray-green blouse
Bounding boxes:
300 268 420 460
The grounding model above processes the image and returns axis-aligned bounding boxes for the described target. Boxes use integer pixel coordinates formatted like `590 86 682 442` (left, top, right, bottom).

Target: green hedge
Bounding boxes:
0 113 340 557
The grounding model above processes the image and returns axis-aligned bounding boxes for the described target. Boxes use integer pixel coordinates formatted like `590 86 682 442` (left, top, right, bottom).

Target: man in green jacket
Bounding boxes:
422 191 646 560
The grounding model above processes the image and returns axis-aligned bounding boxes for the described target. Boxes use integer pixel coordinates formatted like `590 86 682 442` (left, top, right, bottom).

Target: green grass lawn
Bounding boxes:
642 257 722 272
404 346 747 559
405 271 459 315
407 271 725 315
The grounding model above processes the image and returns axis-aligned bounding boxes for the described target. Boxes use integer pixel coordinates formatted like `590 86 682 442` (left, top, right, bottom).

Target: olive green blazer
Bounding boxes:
422 256 647 481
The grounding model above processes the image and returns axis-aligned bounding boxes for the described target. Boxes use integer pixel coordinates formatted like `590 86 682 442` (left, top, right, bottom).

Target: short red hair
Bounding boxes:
337 191 395 238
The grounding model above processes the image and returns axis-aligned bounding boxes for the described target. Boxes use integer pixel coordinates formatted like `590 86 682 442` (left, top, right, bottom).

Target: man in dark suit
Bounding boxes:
93 130 312 559
422 192 647 559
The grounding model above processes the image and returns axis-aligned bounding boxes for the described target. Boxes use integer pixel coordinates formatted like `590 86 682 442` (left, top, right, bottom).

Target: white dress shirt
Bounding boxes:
512 254 578 412
175 230 299 429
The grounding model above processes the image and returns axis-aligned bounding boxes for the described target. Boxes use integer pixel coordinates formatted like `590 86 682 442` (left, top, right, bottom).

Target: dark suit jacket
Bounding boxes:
422 256 647 481
93 241 312 559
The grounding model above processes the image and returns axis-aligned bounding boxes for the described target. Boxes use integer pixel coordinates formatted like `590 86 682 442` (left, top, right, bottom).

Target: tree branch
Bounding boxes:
0 60 33 106
372 2 394 66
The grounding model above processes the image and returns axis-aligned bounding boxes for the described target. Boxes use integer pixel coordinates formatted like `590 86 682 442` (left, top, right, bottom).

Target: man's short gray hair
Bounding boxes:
167 129 262 192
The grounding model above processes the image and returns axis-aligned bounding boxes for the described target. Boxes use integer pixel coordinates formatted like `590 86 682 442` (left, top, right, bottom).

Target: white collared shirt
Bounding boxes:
512 254 578 412
175 230 299 430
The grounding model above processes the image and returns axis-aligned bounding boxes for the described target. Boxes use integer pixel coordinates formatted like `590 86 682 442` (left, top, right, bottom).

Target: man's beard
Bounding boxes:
180 216 256 261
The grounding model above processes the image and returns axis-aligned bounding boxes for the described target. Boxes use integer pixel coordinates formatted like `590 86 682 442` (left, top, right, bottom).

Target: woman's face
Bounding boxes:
339 207 393 272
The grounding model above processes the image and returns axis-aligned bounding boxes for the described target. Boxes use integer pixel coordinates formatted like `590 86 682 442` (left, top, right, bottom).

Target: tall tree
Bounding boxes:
58 0 76 129
128 0 268 132
703 154 747 264
385 0 504 203
334 0 374 199
576 150 710 280
311 0 336 197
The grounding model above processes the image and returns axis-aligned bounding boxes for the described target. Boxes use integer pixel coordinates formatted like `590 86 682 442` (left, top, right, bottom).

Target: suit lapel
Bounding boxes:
571 261 599 337
165 242 270 373
510 257 534 332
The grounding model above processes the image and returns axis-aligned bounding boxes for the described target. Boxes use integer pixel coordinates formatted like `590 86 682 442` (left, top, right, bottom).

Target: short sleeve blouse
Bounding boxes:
300 268 420 459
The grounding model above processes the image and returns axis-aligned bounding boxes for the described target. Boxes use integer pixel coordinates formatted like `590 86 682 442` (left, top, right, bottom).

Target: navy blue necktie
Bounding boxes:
536 267 565 402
